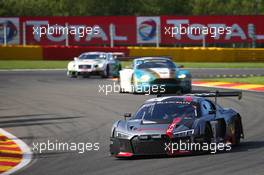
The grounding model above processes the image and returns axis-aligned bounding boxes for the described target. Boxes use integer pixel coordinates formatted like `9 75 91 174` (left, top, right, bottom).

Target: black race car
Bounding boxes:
110 91 244 157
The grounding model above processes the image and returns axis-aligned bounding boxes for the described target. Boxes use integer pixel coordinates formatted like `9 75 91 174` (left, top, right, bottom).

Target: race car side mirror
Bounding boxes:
74 57 78 61
124 113 132 119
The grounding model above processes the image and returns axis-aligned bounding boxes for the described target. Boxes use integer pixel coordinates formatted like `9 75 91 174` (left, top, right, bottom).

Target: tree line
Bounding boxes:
0 0 263 16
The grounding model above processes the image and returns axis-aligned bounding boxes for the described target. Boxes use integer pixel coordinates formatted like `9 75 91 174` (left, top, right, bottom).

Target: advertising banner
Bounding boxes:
0 17 20 44
0 16 263 45
161 16 264 44
136 16 160 44
20 16 136 45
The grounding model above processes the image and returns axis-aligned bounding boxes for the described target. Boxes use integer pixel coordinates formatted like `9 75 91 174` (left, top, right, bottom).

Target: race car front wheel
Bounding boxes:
68 71 77 78
101 65 109 78
233 118 242 146
204 124 213 144
182 81 192 94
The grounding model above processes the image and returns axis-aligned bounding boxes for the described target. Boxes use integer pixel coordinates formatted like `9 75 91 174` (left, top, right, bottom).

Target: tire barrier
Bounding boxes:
0 45 264 62
128 47 264 62
0 45 42 60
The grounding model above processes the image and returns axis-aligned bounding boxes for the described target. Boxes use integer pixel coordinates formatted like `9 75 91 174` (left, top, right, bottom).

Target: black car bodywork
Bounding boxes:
110 91 244 157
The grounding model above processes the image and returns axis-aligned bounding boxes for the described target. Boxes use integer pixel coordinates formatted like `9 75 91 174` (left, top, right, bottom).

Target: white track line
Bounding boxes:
0 128 32 175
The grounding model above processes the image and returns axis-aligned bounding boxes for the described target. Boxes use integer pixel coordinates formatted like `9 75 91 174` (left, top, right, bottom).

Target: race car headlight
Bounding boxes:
178 74 186 79
94 63 104 68
98 63 104 68
114 131 130 139
140 75 151 82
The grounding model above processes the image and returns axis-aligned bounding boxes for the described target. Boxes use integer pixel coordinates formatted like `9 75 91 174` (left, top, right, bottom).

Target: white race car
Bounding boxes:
67 52 123 78
119 57 192 94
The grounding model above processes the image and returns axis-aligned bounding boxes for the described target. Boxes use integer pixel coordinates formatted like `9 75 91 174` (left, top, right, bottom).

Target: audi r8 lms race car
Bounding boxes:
67 52 123 78
119 57 192 94
110 91 244 157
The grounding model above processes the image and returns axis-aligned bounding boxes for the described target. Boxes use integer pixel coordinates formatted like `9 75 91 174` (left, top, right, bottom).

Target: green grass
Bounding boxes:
201 77 264 85
0 60 68 69
0 60 264 69
121 61 264 69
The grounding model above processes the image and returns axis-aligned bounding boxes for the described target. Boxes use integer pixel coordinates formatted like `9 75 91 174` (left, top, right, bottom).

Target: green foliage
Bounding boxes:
191 0 264 15
0 0 263 16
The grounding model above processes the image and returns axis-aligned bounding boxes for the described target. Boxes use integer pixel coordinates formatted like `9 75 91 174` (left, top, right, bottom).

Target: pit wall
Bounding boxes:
0 45 264 62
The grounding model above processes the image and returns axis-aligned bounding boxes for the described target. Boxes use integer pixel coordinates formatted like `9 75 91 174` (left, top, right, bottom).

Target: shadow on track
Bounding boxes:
0 114 83 128
231 141 264 153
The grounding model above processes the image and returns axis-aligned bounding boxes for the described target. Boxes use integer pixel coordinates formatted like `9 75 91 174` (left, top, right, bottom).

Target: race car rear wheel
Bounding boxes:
233 119 241 146
113 64 122 78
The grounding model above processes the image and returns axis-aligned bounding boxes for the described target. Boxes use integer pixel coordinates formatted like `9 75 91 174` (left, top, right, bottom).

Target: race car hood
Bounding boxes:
75 59 105 65
127 120 169 135
137 68 177 79
116 116 195 137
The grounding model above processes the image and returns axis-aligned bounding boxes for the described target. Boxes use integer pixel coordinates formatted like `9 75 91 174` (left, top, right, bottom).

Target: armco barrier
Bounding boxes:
0 45 43 60
128 47 264 62
43 46 129 60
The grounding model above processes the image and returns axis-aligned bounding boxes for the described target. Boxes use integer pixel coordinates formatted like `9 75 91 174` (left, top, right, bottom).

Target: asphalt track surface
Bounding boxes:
0 70 263 175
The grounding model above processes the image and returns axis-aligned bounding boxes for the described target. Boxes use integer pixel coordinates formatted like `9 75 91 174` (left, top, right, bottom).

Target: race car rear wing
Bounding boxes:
157 90 242 122
157 90 242 100
186 90 242 100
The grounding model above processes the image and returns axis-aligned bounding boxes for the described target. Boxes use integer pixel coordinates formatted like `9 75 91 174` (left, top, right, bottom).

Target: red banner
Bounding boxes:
20 16 136 45
1 16 263 45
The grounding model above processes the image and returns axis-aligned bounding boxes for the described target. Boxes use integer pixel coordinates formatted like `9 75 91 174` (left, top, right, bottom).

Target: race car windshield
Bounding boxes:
133 101 197 123
137 60 176 69
79 54 106 60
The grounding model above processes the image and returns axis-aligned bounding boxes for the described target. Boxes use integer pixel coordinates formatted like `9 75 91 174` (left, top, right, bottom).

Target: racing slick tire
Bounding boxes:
182 82 192 94
113 64 122 78
101 65 109 78
67 71 77 78
75 72 90 78
204 123 213 145
233 118 242 146
198 123 213 154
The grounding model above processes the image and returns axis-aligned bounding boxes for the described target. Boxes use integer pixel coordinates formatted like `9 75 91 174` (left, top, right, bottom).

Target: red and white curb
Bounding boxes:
0 129 32 175
193 81 264 93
